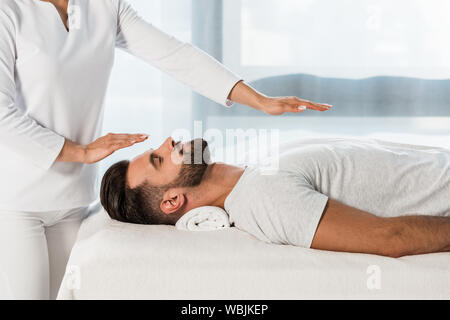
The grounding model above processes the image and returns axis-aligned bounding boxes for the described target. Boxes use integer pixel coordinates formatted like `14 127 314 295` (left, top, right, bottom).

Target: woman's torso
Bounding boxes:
0 0 118 211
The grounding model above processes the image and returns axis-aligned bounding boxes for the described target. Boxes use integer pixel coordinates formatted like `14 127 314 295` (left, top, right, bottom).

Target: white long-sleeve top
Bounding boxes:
0 0 242 211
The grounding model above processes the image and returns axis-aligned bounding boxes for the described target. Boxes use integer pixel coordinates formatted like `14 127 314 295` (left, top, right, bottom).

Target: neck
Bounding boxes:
182 163 246 213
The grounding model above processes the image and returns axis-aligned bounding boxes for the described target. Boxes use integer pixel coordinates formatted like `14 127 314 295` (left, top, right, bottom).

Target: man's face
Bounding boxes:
127 137 210 189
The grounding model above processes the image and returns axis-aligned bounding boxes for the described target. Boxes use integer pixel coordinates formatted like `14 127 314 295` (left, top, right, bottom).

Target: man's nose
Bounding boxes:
165 137 174 150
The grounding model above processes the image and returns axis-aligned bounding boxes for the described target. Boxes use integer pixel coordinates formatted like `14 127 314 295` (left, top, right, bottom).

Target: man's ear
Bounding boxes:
160 189 186 215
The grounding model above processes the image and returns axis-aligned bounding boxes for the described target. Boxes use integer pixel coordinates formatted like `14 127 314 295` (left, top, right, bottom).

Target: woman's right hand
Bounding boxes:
56 133 149 164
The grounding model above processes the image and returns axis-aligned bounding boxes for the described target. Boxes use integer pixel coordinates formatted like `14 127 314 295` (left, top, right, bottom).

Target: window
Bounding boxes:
223 0 450 81
217 0 450 147
99 0 450 173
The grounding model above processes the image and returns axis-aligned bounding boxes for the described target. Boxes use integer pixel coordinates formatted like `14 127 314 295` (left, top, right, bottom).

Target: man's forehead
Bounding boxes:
127 151 151 188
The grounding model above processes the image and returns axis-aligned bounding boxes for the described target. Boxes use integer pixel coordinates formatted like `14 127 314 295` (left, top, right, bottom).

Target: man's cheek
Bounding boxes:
170 151 184 165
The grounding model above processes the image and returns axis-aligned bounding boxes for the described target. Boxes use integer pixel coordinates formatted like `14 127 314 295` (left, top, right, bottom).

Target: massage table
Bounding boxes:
57 203 449 300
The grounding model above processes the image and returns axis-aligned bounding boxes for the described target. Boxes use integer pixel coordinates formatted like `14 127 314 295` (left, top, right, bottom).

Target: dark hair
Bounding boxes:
100 160 170 225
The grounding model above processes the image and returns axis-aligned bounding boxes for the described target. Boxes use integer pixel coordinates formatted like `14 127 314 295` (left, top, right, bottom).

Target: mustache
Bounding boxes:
173 140 184 156
169 139 211 165
187 139 210 165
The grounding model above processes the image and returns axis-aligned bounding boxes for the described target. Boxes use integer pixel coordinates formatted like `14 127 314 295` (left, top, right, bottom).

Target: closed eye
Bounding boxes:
149 153 158 170
149 153 164 170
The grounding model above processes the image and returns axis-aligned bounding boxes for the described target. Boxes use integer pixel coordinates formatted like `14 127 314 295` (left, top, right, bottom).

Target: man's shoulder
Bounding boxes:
225 167 280 206
233 166 310 197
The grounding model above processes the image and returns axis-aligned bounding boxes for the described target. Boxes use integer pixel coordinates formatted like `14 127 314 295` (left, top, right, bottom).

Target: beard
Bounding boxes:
169 138 211 188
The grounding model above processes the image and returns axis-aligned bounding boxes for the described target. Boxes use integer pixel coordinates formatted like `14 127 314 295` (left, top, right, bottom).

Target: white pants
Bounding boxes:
0 206 88 300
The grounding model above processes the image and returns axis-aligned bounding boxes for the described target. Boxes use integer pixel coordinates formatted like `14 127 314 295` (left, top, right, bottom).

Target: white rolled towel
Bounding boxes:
175 206 231 231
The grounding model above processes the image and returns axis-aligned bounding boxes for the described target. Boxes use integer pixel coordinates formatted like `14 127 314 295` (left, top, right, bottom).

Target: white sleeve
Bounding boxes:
246 173 329 248
0 10 65 170
114 0 243 107
266 174 329 248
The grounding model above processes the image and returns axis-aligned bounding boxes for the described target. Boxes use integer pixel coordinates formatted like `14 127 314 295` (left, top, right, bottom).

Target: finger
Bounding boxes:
289 105 307 113
111 135 149 145
312 101 332 108
106 140 142 152
110 132 148 136
124 136 149 146
306 100 332 111
296 99 330 111
291 98 331 111
308 102 332 111
112 134 149 141
283 99 309 113
305 104 329 112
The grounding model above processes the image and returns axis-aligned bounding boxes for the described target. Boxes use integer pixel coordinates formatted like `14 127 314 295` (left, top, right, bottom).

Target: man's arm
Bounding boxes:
311 199 450 258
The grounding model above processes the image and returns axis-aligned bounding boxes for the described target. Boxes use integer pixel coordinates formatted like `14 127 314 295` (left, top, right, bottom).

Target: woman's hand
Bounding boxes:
56 133 149 164
258 96 332 116
82 133 149 164
227 81 332 115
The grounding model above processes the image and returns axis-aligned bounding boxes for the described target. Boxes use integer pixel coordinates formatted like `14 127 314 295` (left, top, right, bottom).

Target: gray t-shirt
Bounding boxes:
224 138 450 248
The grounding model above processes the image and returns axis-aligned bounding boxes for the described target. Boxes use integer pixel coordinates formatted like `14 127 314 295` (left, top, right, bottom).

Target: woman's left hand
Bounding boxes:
259 96 332 116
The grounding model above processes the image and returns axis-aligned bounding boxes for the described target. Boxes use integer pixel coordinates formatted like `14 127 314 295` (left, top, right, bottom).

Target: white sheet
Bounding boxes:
57 133 450 300
57 206 450 300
